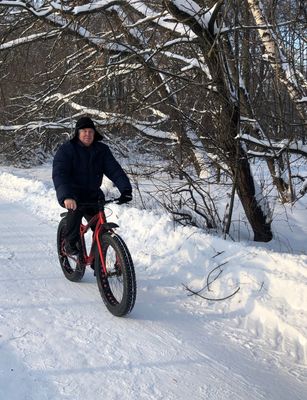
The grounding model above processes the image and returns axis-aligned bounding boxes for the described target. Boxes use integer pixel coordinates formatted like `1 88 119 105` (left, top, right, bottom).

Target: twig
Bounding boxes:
212 250 225 258
183 284 240 301
207 261 228 292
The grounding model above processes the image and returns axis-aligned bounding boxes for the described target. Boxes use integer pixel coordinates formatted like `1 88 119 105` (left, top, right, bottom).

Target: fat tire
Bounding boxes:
57 217 85 282
95 233 136 317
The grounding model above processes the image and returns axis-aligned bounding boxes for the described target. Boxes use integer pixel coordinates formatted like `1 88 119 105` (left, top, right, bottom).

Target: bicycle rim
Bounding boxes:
106 246 124 301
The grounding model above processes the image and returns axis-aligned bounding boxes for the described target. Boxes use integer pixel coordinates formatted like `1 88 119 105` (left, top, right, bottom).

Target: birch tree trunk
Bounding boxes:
246 0 307 120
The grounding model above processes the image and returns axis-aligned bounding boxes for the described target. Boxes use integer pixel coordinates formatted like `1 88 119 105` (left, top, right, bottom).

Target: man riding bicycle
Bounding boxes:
52 116 132 256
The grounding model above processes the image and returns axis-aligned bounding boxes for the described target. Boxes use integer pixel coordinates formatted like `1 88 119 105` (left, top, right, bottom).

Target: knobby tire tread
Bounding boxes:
95 232 136 317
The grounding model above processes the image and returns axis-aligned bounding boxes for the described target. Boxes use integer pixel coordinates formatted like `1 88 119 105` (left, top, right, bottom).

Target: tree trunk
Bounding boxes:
246 0 307 120
112 8 208 177
164 0 273 241
223 104 273 242
266 158 289 203
236 153 272 241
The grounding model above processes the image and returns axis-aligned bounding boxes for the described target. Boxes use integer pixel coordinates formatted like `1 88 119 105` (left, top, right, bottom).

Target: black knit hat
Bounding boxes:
73 116 102 141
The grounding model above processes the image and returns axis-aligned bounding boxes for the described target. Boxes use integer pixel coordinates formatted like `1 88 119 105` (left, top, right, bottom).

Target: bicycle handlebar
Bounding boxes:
60 198 121 217
76 198 121 209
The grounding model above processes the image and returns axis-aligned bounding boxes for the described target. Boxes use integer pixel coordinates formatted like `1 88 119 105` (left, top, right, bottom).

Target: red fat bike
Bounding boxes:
56 198 136 317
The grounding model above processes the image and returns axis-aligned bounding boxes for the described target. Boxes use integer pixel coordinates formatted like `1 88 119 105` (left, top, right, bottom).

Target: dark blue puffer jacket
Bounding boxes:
52 139 132 206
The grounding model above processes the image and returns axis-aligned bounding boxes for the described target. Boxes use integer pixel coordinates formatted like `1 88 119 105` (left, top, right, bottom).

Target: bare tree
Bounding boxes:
0 0 306 241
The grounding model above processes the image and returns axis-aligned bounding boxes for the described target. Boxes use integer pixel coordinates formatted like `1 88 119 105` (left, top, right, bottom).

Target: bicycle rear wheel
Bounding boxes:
95 232 136 317
57 218 85 282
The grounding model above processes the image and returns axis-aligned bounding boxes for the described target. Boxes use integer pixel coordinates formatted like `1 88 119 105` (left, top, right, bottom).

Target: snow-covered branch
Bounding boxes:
0 30 61 50
239 134 307 158
0 114 177 142
164 0 223 37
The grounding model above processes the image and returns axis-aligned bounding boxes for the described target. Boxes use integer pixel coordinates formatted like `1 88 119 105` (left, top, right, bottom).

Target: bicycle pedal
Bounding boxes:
76 264 85 272
77 256 86 266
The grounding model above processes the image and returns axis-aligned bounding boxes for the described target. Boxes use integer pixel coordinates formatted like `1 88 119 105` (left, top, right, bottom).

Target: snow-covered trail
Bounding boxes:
0 200 306 400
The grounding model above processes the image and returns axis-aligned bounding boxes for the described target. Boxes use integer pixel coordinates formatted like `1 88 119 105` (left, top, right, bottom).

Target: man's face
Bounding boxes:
79 128 95 146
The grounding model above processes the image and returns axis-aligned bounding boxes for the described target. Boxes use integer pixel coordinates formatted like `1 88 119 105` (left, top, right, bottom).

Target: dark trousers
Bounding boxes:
65 207 97 245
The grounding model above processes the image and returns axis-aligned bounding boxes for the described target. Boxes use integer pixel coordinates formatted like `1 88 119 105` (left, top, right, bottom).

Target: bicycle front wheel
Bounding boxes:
95 232 136 317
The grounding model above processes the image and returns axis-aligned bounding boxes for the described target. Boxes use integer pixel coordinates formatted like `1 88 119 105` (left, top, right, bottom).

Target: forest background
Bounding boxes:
0 0 306 243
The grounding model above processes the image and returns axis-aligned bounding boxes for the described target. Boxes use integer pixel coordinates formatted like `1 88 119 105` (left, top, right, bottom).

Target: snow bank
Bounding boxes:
0 170 61 223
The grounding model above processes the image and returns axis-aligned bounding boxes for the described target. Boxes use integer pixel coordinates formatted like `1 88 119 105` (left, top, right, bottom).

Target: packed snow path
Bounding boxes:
0 200 306 399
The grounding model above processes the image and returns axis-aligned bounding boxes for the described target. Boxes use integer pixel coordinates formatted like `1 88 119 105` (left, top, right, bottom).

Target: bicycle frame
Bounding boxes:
78 202 119 275
58 197 136 316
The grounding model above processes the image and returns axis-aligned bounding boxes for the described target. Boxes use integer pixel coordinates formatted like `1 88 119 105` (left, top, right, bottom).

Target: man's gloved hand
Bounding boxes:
117 190 132 204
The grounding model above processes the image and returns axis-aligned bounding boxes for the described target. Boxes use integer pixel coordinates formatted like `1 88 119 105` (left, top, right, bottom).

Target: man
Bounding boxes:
52 116 132 255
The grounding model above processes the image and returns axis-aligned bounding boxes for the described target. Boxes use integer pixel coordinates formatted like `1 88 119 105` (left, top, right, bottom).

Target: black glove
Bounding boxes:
117 190 132 204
